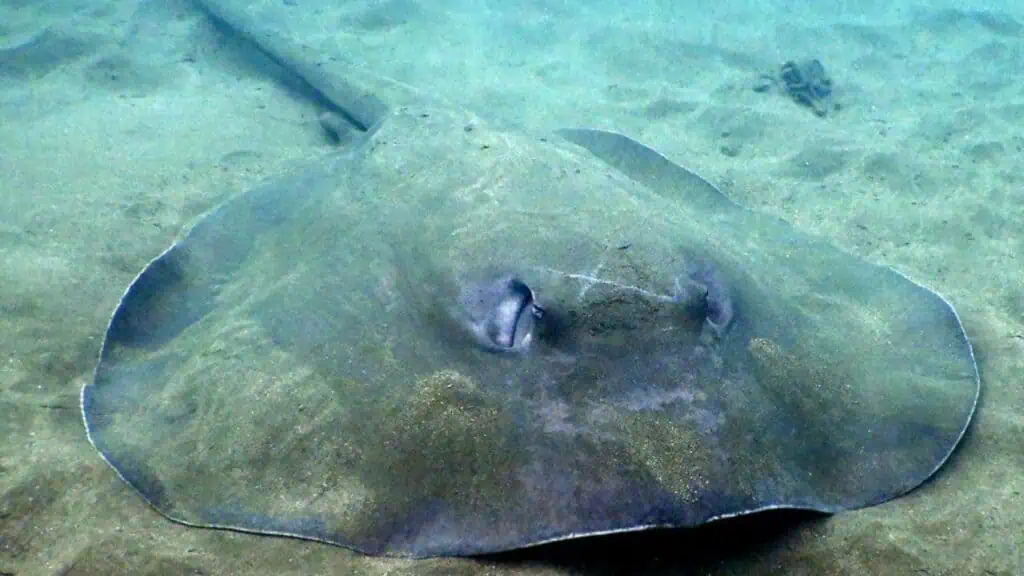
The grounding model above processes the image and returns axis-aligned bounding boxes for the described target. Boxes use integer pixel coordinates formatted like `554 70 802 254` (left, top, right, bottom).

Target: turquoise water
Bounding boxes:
1 0 1020 574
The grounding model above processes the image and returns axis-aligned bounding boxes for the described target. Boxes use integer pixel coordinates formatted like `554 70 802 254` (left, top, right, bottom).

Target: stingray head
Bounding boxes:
452 258 734 358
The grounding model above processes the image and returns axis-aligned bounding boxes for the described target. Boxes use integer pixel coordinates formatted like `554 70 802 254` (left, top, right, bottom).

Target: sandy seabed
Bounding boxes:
1 0 1021 574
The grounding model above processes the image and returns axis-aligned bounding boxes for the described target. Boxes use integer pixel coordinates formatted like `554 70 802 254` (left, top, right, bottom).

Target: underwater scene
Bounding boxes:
0 0 1020 574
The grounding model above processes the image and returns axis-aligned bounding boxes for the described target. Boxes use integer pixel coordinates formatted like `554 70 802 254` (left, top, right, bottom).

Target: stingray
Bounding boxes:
80 0 979 559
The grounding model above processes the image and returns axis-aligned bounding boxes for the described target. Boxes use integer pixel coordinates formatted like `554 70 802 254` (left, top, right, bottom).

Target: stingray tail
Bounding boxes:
192 0 391 133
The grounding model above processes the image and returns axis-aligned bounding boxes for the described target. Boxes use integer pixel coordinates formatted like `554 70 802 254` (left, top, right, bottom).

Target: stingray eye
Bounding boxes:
680 260 735 337
485 278 538 350
460 275 540 352
490 294 524 348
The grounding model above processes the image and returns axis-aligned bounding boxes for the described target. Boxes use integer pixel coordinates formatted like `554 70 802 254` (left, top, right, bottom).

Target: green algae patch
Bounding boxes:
602 408 713 505
343 369 523 531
